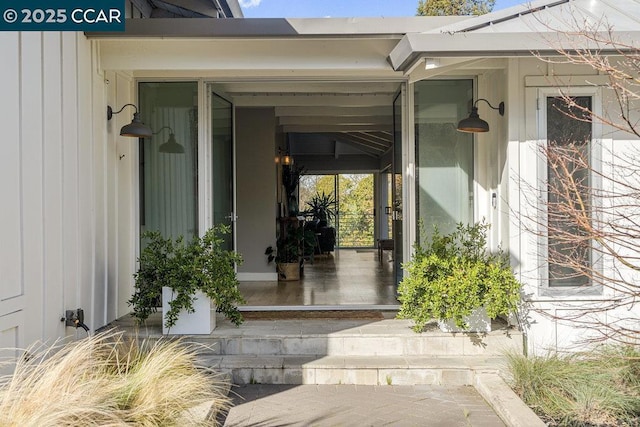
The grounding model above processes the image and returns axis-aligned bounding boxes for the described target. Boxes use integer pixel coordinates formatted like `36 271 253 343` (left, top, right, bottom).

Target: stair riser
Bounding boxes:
221 367 481 386
193 335 522 357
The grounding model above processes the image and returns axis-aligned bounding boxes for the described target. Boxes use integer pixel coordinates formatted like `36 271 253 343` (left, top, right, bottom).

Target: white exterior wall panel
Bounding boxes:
511 57 640 353
0 32 116 347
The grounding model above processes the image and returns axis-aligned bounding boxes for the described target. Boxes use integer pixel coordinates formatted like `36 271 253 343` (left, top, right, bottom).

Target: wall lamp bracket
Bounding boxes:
107 104 153 138
457 99 505 133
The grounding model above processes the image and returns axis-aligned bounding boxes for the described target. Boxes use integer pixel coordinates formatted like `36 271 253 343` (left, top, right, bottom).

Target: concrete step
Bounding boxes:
188 319 523 357
204 354 507 386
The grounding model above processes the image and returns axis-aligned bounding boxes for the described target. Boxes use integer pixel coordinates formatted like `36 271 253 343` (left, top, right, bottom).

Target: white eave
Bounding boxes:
389 0 640 72
87 16 469 38
388 30 640 71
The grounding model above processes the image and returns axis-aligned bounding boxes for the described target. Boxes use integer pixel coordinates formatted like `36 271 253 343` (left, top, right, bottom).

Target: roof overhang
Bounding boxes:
86 16 468 38
389 30 640 72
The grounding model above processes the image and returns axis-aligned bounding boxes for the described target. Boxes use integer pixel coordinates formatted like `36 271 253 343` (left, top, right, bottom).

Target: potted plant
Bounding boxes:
303 191 337 253
129 224 245 334
265 222 304 281
303 191 337 224
397 222 521 333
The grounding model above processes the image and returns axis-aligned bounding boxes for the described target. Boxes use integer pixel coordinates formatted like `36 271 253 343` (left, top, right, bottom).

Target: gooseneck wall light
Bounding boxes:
107 104 153 138
457 99 505 133
154 126 185 154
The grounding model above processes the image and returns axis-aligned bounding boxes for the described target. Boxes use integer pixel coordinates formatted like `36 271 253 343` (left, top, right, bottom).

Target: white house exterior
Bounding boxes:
1 0 639 356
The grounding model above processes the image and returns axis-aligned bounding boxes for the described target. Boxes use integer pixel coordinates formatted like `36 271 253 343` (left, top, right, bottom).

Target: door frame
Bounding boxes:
131 76 414 309
204 83 238 250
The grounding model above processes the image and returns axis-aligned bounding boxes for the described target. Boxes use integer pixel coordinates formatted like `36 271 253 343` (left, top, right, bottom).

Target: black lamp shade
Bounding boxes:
120 112 153 138
159 133 185 154
457 107 490 133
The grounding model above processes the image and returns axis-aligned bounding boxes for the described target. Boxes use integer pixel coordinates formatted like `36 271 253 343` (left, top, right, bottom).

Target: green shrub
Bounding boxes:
397 222 521 332
129 224 245 329
506 347 640 426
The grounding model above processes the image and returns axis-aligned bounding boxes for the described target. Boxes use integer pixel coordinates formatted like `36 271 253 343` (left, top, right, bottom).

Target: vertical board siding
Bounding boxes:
0 31 99 347
75 34 96 334
43 32 65 339
0 33 23 305
114 72 135 321
61 32 81 338
20 32 45 344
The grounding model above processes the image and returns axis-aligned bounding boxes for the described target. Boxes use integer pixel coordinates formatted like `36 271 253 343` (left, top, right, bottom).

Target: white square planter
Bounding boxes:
162 287 216 335
437 307 491 333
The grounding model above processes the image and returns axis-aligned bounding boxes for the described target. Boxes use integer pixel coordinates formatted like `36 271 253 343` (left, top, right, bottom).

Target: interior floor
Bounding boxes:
239 249 397 308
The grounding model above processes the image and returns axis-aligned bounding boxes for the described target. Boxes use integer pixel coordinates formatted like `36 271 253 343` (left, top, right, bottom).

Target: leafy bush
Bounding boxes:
397 222 521 331
0 331 230 426
506 347 640 426
129 224 245 329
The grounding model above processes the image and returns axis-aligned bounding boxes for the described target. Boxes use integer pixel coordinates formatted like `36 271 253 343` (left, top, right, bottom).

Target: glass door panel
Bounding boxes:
139 81 199 242
414 80 474 240
212 92 234 250
392 91 403 286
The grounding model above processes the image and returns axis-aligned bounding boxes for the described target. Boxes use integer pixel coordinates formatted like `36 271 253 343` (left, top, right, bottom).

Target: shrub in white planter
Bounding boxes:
397 222 521 332
129 224 245 331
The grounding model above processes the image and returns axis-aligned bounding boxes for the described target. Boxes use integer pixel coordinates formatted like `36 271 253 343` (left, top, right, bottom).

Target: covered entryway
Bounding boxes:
94 17 443 316
221 79 407 308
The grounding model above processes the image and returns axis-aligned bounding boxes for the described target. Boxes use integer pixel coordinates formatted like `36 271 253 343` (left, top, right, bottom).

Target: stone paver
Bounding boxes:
222 384 506 427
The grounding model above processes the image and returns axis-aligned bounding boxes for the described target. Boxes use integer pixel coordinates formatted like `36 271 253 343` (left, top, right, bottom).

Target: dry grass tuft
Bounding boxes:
0 331 229 426
506 346 640 426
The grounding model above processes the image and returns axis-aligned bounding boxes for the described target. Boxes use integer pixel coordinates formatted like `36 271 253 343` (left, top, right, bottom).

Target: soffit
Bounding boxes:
133 0 243 18
220 80 401 156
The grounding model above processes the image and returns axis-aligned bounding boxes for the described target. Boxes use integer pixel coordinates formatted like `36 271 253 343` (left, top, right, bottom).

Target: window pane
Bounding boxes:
547 96 592 287
139 82 199 241
415 80 474 239
338 174 375 247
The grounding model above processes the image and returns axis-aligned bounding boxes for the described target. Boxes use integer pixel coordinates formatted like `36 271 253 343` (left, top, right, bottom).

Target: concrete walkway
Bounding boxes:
222 384 506 426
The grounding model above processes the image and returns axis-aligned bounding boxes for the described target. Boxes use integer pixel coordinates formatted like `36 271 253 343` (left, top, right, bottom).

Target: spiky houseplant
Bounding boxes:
398 222 521 332
129 224 245 329
303 191 337 224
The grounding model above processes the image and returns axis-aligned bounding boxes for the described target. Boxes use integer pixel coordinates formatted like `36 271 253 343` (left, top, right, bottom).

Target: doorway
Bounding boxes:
214 79 410 309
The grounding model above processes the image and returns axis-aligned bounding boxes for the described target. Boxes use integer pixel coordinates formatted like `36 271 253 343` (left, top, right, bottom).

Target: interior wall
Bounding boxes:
236 108 278 280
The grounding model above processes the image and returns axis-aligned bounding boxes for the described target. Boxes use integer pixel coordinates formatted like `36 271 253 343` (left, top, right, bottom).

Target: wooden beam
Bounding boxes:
275 106 391 117
233 94 396 108
281 124 392 133
278 115 392 126
325 133 388 152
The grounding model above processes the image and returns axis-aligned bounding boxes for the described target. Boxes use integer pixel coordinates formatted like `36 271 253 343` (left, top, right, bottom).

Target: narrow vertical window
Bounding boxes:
546 96 592 287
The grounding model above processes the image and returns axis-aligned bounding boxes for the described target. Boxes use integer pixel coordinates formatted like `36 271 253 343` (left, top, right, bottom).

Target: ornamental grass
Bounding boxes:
0 330 229 426
506 346 640 426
